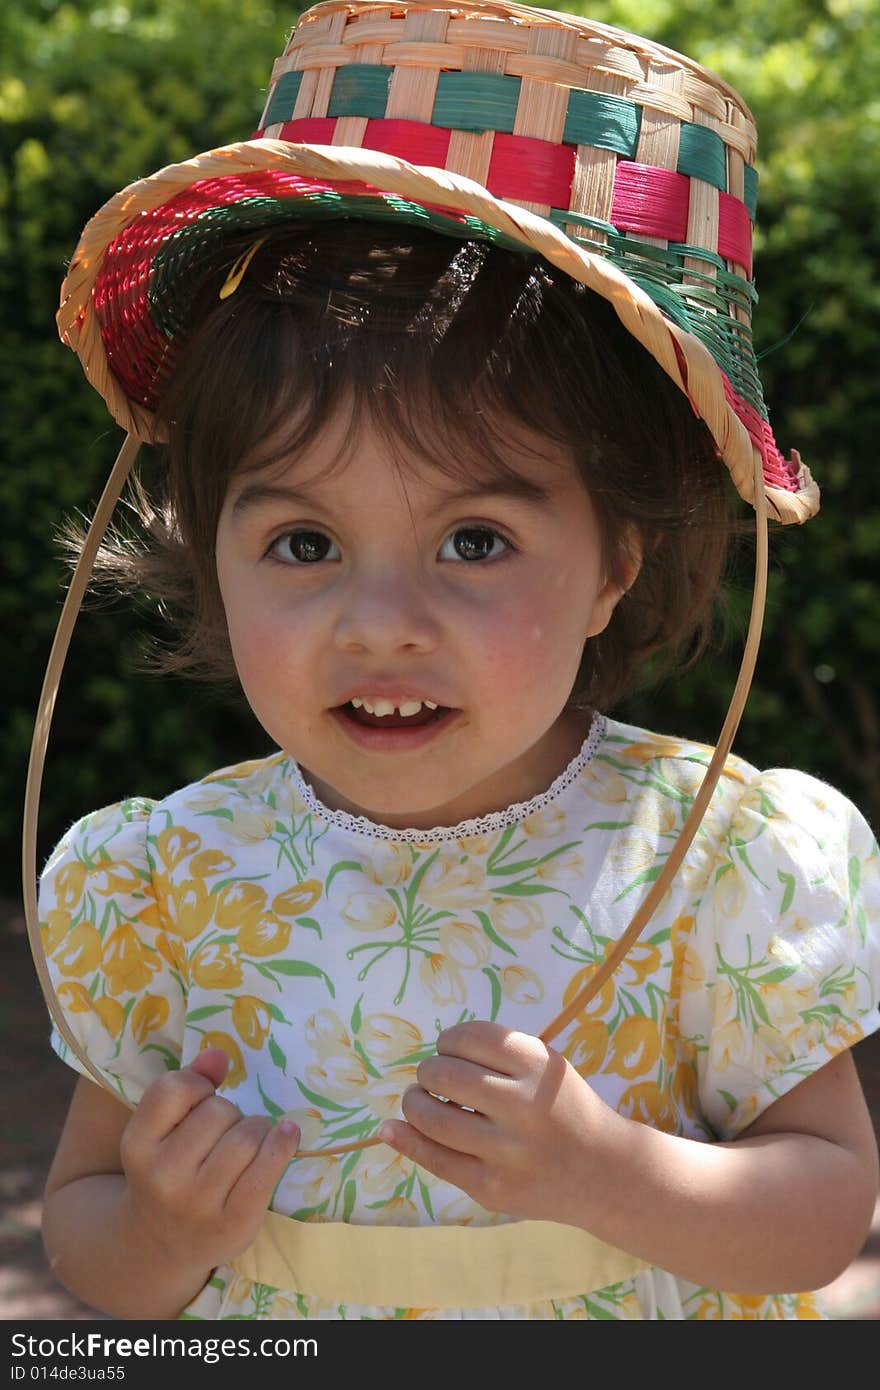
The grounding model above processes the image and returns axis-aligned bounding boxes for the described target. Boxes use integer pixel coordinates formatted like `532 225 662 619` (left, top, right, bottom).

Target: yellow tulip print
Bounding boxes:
190 941 243 989
418 952 466 1005
491 898 544 941
562 968 615 1019
272 879 322 917
214 881 267 930
499 964 544 1005
156 932 188 978
200 1031 246 1088
53 921 103 978
166 876 214 942
41 908 71 956
304 1008 351 1059
359 1014 422 1063
56 981 93 1013
232 996 273 1049
54 860 87 911
237 914 292 957
564 1017 609 1074
418 852 491 910
619 942 662 987
131 994 170 1045
522 805 566 838
226 807 277 845
606 1015 661 1079
102 923 160 996
619 1080 678 1131
438 919 492 968
340 892 397 933
358 843 414 887
93 995 127 1038
189 849 236 877
155 825 202 873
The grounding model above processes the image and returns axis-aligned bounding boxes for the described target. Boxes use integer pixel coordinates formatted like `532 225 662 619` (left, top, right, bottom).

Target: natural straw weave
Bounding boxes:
57 0 818 524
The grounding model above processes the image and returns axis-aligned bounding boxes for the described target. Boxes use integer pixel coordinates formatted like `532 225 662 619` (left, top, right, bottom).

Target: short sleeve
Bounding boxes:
38 798 186 1106
681 768 880 1139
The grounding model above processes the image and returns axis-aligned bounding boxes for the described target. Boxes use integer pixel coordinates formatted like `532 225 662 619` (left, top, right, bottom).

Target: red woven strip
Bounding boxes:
717 190 752 274
276 118 339 144
487 131 575 207
721 373 798 490
611 163 690 243
272 119 576 205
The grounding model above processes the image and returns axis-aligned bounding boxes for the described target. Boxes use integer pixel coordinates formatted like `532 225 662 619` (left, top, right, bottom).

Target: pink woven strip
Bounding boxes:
276 117 339 145
610 163 689 243
717 190 752 274
721 373 798 490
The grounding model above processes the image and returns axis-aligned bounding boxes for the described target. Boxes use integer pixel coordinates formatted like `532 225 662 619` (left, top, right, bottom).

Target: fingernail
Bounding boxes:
278 1120 300 1139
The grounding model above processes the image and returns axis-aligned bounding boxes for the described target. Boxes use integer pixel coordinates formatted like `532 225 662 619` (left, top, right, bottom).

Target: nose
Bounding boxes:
332 565 442 655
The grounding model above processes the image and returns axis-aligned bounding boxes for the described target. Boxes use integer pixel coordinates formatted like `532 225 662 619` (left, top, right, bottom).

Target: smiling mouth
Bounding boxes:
332 700 450 733
336 701 454 729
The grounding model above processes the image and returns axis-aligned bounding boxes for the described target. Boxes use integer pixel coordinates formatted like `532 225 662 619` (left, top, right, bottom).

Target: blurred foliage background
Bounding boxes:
2 0 878 897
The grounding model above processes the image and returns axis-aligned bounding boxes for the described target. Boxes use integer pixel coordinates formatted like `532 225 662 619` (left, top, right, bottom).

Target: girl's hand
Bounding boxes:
379 1021 624 1225
118 1048 300 1270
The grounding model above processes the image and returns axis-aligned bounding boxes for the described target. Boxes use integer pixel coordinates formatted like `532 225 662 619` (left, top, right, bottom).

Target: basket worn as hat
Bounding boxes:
59 0 817 525
28 0 812 1113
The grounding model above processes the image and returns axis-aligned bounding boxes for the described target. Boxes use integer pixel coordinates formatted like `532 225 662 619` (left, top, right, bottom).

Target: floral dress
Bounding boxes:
38 715 880 1319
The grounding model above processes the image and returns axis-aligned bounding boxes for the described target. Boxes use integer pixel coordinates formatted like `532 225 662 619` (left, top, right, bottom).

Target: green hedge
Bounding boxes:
4 0 878 894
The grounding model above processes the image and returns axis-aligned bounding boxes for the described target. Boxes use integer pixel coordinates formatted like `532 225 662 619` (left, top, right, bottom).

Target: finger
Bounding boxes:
222 1118 301 1221
129 1058 228 1147
416 1054 510 1114
437 1021 544 1077
379 1118 485 1192
188 1046 231 1090
400 1083 493 1158
161 1092 245 1172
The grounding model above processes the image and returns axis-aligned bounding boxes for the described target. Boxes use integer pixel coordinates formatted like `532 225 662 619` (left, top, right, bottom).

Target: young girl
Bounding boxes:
30 0 879 1321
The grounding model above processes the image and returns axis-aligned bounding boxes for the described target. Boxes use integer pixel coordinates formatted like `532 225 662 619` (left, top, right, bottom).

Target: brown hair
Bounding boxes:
68 220 737 713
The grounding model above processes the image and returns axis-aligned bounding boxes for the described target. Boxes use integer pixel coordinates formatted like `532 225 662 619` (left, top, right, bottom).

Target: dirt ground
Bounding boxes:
2 897 878 1320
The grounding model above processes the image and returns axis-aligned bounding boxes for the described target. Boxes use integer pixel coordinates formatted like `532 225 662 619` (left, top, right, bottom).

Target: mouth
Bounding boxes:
329 701 460 749
337 700 452 728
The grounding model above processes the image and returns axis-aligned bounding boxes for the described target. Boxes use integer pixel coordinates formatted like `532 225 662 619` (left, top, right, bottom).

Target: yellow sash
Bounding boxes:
231 1211 647 1308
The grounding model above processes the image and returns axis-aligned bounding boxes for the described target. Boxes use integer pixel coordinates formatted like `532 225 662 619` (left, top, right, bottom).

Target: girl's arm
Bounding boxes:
42 1052 300 1320
381 1023 879 1293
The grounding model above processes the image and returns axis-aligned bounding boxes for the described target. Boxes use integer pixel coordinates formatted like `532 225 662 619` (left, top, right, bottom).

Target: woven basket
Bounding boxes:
57 0 817 525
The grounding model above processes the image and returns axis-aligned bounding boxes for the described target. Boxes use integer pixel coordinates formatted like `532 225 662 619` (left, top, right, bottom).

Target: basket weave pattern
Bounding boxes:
257 3 777 459
57 0 817 522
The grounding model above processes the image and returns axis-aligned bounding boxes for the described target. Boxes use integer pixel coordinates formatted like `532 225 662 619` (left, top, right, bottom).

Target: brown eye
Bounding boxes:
441 527 510 562
270 530 337 564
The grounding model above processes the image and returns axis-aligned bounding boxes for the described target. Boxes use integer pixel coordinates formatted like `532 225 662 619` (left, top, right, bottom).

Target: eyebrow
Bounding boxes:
230 476 554 520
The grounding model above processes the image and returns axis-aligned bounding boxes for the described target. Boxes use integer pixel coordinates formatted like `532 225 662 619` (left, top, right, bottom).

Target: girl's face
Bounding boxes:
215 406 633 829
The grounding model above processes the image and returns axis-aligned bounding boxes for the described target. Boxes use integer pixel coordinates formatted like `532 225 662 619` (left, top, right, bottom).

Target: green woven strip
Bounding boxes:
432 71 521 134
743 164 759 220
150 192 526 342
548 207 764 415
262 71 304 127
328 64 392 120
676 123 727 192
563 89 640 157
149 189 765 418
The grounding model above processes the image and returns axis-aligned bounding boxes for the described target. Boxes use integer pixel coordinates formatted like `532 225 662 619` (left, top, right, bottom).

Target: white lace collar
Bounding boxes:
283 714 606 844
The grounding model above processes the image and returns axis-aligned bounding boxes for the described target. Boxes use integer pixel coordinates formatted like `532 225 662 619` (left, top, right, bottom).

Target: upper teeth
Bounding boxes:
350 697 439 716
